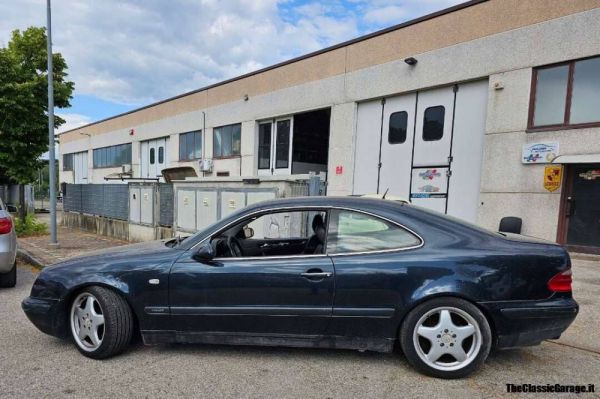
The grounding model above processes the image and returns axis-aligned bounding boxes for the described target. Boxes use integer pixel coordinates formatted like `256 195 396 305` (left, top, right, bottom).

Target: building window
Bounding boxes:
158 146 164 164
63 153 73 171
529 56 600 130
213 123 241 158
179 131 202 161
258 123 271 170
93 143 132 168
275 119 290 169
388 111 408 144
150 148 155 165
422 106 445 141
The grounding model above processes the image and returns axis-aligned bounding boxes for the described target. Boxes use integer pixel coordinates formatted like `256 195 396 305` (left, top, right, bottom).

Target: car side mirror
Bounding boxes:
243 227 254 239
193 242 215 262
6 205 17 213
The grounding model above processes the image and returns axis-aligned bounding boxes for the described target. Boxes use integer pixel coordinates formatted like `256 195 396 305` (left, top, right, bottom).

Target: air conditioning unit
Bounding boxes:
200 158 213 172
121 164 132 174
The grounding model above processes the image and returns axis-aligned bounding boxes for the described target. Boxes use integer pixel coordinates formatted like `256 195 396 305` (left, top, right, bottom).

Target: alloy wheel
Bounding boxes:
412 306 482 372
70 292 105 352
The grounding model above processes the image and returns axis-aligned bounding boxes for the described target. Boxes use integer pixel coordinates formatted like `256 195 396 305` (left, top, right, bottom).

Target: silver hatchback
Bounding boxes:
0 198 17 288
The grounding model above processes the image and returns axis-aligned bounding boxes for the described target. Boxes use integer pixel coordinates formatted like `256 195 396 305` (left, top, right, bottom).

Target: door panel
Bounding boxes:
566 164 600 248
169 254 335 335
412 86 455 167
379 94 417 198
353 100 383 194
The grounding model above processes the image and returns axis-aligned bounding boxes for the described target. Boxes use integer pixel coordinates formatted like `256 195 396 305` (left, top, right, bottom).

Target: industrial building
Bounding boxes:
59 0 600 253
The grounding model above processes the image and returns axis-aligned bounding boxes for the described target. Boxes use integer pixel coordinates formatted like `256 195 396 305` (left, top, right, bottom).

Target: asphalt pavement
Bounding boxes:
1 260 599 398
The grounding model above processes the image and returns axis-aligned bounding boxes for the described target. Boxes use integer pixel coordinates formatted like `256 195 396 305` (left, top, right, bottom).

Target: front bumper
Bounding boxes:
22 296 65 337
480 297 578 348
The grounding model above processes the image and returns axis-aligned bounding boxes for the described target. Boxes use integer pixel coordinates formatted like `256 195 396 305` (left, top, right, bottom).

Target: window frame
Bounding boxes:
92 143 132 169
528 56 600 132
179 130 202 161
63 153 73 171
213 123 242 159
422 105 445 142
388 111 408 145
195 206 423 260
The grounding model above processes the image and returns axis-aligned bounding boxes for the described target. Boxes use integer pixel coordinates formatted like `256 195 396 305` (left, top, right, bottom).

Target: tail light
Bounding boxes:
0 217 12 234
548 269 572 292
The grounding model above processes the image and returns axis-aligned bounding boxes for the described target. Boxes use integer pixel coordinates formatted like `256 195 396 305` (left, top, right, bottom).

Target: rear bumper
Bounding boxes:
480 297 578 348
22 296 65 337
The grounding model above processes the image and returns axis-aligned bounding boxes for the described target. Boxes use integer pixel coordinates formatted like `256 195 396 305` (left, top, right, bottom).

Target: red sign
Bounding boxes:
335 165 343 175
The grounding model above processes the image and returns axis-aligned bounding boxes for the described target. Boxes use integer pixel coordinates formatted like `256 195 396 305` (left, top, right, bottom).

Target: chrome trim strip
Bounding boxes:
191 205 424 258
170 306 331 316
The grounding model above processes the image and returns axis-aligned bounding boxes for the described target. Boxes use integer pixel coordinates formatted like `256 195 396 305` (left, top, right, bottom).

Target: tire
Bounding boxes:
400 297 492 379
69 286 134 359
0 261 17 288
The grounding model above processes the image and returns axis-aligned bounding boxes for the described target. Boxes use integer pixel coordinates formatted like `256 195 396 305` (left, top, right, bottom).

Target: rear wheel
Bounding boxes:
400 297 491 379
70 286 134 359
0 261 16 288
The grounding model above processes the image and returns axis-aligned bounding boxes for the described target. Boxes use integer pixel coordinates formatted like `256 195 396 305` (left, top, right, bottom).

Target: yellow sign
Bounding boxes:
544 165 563 192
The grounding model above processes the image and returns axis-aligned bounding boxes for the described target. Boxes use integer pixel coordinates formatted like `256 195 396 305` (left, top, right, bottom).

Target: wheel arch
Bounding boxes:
60 282 140 339
395 293 498 347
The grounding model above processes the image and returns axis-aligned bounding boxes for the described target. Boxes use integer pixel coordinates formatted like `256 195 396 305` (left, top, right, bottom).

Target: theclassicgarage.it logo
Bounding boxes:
506 383 595 394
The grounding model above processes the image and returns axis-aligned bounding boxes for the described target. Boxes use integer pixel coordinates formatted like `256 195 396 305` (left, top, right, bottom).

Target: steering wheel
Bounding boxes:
227 236 243 257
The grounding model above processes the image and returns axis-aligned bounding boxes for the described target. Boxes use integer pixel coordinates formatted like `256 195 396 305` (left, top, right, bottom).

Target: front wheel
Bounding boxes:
0 261 16 288
70 286 134 359
400 297 492 379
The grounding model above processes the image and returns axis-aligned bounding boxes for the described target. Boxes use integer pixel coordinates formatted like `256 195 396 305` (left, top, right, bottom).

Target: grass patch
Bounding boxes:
14 214 48 237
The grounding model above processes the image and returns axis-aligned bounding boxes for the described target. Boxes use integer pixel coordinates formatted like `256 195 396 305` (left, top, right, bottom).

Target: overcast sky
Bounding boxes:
1 0 463 133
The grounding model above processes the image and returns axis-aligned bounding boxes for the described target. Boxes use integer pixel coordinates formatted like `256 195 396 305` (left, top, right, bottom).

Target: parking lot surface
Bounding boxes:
1 260 599 398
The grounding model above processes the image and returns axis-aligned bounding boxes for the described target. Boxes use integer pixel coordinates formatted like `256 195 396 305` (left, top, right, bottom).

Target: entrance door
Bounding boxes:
353 81 488 222
141 137 168 180
409 86 455 213
564 164 600 252
379 93 417 198
73 151 88 184
257 118 293 175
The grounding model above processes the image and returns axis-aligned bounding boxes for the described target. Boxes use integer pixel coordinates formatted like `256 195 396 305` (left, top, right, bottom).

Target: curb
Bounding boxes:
16 248 46 269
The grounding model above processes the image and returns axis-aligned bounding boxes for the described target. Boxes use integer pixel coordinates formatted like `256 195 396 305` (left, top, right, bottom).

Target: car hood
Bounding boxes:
44 239 180 272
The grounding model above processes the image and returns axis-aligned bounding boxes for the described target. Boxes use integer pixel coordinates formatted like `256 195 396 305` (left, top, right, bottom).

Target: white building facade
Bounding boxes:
59 0 600 253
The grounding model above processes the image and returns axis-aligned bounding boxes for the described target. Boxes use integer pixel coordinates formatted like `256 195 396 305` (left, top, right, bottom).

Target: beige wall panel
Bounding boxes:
345 0 600 72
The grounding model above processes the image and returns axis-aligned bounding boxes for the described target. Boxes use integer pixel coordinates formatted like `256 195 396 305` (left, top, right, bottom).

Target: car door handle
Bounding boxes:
301 272 332 278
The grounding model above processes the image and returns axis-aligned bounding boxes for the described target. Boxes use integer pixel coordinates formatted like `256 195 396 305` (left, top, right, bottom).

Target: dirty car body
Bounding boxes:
22 197 578 377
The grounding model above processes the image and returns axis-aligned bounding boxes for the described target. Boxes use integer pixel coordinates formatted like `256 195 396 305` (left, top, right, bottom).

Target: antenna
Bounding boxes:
382 188 389 199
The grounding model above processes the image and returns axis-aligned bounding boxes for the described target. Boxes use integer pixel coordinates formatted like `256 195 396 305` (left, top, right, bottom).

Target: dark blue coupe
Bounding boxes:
22 197 578 378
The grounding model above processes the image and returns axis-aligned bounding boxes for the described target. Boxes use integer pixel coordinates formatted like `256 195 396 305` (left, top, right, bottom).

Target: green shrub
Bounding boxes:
14 215 48 237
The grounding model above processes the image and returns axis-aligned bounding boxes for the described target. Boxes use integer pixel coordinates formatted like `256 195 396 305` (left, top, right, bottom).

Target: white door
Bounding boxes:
379 93 417 198
257 118 293 175
141 137 168 180
73 151 88 184
353 81 488 222
409 86 456 212
353 100 383 195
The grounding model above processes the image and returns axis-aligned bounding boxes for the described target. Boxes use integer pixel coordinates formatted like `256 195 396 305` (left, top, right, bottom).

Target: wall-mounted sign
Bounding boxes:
544 165 563 192
335 165 343 175
522 142 559 164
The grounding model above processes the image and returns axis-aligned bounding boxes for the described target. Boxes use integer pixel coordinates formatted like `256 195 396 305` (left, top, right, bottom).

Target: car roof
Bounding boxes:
243 196 408 213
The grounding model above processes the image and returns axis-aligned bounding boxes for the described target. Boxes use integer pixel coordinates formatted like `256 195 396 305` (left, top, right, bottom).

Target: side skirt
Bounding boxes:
141 330 395 353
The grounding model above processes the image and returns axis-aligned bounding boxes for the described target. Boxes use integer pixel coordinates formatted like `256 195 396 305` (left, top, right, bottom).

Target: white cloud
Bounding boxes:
364 6 407 25
55 113 93 134
0 0 465 107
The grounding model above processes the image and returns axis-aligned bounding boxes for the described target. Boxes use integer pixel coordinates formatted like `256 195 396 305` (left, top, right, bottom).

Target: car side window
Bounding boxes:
326 209 421 254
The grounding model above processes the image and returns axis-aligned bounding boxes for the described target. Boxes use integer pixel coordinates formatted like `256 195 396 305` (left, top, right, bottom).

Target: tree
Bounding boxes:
0 27 74 221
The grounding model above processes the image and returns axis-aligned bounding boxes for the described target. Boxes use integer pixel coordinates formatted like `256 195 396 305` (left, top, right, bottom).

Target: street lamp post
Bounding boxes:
47 0 58 246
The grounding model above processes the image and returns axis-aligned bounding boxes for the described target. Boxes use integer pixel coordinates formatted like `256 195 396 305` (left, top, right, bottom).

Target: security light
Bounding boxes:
404 57 418 66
